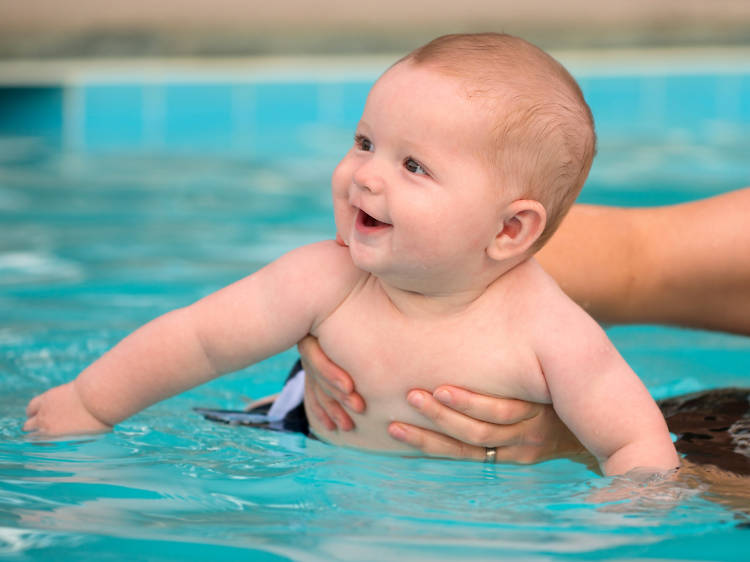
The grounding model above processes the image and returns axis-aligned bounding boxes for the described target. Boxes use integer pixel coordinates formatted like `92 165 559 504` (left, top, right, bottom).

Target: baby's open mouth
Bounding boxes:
356 208 391 229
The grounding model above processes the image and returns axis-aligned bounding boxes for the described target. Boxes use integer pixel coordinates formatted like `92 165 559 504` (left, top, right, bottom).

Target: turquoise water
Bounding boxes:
2 58 750 560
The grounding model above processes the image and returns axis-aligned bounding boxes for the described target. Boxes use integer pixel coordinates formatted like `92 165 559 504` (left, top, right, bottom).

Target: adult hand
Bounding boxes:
387 386 587 463
297 335 365 431
297 335 585 463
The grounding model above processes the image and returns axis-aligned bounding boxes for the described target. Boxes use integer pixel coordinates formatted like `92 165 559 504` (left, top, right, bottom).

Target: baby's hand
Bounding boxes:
24 382 112 437
588 467 684 511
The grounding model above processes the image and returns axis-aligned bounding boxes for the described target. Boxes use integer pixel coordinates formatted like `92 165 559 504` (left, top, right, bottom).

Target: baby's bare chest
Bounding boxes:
316 291 551 406
309 286 553 451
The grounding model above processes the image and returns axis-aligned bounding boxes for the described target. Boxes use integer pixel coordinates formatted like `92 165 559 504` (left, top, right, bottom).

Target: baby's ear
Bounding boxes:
486 200 546 262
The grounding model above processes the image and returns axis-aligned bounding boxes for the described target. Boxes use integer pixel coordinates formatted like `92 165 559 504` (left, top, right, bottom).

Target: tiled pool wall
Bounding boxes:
1 62 750 159
0 80 370 159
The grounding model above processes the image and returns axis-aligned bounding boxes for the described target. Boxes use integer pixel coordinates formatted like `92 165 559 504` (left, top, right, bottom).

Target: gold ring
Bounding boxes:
484 447 497 464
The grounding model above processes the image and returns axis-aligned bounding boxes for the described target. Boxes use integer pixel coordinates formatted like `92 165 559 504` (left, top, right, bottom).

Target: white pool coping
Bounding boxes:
1 46 750 86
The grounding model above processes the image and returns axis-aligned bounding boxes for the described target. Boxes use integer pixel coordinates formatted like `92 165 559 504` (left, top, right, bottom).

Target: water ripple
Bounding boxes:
0 252 84 285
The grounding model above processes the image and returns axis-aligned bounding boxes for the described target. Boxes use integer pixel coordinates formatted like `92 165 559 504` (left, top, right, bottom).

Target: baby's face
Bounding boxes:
332 62 510 289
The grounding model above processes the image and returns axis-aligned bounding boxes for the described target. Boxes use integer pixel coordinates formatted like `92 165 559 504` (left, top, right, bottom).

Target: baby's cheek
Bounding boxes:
330 157 350 198
331 199 353 244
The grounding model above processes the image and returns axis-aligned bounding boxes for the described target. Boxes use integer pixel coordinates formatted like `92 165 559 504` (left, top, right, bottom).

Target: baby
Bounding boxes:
24 33 679 476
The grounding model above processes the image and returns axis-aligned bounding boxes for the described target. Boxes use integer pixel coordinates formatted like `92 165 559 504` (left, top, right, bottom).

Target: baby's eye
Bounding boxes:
404 157 427 175
355 134 374 152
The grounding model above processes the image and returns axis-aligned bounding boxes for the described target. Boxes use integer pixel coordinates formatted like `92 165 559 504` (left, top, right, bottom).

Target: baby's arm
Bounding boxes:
24 241 359 436
533 289 679 476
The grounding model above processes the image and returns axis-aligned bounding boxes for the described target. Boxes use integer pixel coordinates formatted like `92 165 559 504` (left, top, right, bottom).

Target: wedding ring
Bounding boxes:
484 447 497 464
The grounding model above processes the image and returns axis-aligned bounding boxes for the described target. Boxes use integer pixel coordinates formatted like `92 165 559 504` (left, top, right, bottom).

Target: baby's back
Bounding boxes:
310 259 558 451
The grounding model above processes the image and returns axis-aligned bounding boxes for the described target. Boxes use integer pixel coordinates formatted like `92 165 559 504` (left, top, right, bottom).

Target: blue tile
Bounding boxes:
0 87 63 145
3 69 748 157
317 81 371 127
729 74 750 123
253 82 319 127
163 83 234 150
238 82 327 158
662 74 721 129
580 76 646 137
83 84 145 149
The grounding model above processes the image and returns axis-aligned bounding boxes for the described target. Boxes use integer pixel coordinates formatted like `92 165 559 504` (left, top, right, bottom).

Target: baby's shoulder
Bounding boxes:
500 257 564 294
290 239 356 266
497 258 579 317
283 239 366 287
281 240 368 323
513 258 606 342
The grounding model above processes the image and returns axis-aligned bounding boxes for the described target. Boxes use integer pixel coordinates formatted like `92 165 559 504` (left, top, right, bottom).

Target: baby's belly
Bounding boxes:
304 357 549 452
305 383 435 452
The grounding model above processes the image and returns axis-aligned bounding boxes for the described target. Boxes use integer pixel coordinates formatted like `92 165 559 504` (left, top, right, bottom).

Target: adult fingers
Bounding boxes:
298 335 365 413
304 385 336 431
298 335 355 395
388 420 553 464
411 388 584 462
307 372 365 415
388 422 487 461
405 389 520 448
431 385 543 424
311 381 355 431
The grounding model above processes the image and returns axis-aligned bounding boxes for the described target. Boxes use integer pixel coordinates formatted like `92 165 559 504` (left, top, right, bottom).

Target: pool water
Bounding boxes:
2 54 750 560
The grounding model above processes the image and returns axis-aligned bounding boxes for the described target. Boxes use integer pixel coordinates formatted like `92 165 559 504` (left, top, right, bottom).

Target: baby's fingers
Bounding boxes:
25 393 43 417
22 415 38 433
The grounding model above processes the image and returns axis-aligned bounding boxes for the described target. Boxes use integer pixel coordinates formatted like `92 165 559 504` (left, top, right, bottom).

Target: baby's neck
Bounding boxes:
376 280 486 317
375 255 531 318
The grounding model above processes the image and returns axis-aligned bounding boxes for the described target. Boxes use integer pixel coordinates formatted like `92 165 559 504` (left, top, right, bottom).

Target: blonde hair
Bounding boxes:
403 33 596 250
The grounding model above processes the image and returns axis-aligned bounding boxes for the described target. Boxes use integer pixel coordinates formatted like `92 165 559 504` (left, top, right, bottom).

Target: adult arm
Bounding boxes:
541 188 750 334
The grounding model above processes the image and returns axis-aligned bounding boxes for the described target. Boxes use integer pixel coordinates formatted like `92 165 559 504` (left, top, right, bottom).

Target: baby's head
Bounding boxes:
401 33 596 249
333 33 596 288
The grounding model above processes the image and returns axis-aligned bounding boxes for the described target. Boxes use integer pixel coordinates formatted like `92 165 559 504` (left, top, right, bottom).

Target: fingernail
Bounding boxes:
407 391 425 408
388 423 407 440
434 389 453 405
344 397 360 411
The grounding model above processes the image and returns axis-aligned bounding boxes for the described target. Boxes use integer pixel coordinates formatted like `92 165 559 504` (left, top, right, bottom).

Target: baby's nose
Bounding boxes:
352 160 385 194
